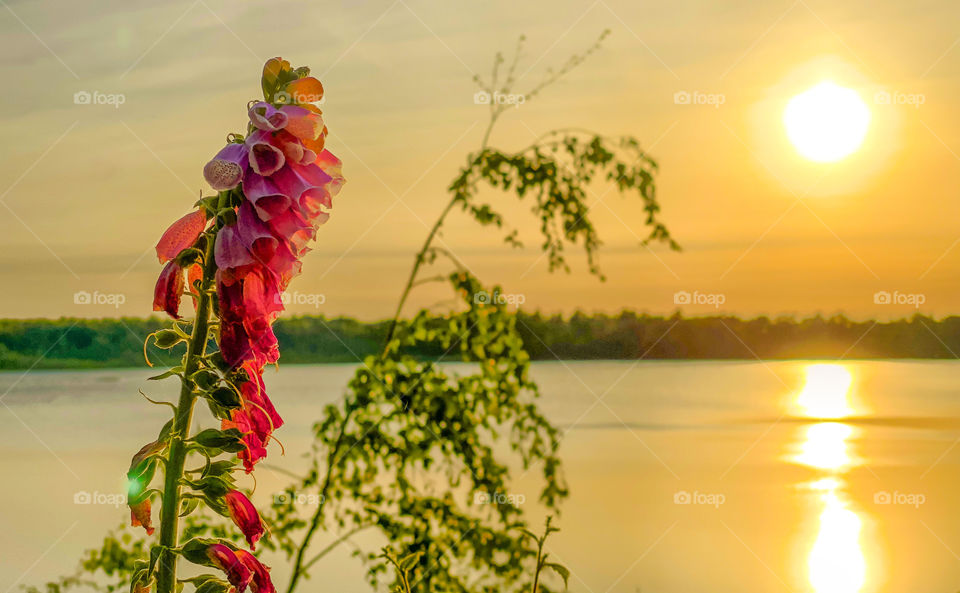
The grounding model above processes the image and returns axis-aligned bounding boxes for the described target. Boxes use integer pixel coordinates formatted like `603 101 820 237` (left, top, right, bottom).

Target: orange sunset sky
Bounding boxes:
1 0 960 320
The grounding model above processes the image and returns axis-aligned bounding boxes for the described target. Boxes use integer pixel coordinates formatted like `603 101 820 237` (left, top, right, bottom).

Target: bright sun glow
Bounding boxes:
784 81 871 162
809 488 867 593
795 364 855 418
795 422 855 470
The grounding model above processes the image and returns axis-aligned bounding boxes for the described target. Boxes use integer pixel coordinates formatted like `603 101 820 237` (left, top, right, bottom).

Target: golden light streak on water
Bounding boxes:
791 364 868 593
808 483 867 593
795 364 855 419
795 422 855 470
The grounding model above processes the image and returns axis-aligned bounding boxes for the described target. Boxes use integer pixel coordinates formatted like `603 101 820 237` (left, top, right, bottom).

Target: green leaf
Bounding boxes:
148 367 183 381
545 563 570 589
195 579 233 593
158 419 174 441
127 462 156 504
202 493 230 517
206 351 230 372
180 575 218 586
129 567 150 593
185 475 235 499
190 369 221 391
127 440 167 478
216 208 237 227
207 386 242 409
202 460 237 478
179 538 238 568
195 195 220 218
174 248 203 268
148 545 162 576
206 399 231 422
153 330 184 350
179 538 215 567
192 428 245 452
519 528 539 541
179 496 200 517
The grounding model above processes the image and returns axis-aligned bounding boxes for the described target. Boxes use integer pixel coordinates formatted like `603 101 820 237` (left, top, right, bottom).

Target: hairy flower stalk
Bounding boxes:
127 57 344 593
156 191 225 593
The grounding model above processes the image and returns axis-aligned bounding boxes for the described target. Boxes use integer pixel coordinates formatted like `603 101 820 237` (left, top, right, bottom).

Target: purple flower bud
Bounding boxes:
248 102 288 132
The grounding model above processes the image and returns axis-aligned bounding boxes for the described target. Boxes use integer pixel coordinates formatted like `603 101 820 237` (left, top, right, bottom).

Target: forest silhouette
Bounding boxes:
0 312 956 370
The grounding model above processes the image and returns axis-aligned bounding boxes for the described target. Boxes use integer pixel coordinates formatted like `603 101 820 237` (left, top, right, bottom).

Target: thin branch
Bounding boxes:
411 274 447 288
300 524 374 573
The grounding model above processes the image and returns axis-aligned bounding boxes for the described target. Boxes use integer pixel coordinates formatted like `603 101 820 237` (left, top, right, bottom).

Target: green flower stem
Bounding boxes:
156 192 227 593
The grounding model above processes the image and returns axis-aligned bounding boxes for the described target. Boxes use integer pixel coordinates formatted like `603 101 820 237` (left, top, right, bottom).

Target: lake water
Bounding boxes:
2 360 960 593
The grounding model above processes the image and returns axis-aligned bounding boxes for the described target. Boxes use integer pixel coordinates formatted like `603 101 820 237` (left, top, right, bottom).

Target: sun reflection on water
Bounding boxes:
795 422 856 471
807 479 866 593
795 364 855 419
790 364 868 593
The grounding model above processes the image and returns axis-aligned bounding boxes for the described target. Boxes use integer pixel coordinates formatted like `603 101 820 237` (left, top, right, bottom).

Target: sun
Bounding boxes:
784 81 871 163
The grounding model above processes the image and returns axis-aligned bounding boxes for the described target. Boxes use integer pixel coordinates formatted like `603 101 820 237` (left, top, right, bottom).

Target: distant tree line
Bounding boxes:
0 312 958 370
515 312 960 359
